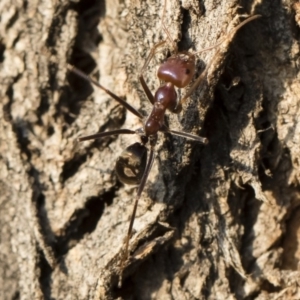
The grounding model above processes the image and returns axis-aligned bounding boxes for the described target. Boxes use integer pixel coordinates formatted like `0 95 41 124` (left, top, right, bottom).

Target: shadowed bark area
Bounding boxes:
1 0 300 299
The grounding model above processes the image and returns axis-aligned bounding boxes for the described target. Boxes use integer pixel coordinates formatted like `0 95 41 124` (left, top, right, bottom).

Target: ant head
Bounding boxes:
157 52 196 88
115 143 148 185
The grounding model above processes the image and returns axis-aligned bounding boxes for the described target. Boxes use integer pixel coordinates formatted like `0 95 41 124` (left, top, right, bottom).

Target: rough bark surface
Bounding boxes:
1 0 300 299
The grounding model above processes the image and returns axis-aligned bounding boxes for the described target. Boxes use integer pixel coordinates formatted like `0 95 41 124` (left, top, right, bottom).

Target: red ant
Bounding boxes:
67 12 260 280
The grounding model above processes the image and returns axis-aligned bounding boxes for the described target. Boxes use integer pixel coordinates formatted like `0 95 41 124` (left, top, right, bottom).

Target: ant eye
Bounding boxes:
115 143 148 185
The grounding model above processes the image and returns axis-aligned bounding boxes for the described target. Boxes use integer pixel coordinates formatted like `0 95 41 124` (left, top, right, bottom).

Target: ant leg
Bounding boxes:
119 144 156 281
139 40 166 105
179 15 261 106
78 129 136 142
159 125 208 143
167 129 208 144
67 65 143 119
179 66 210 106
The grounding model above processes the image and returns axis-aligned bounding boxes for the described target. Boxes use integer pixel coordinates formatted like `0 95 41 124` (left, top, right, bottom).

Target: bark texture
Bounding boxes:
1 0 300 299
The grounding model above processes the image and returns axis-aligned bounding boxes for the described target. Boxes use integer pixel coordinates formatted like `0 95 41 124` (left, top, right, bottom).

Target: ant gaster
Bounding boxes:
68 12 261 281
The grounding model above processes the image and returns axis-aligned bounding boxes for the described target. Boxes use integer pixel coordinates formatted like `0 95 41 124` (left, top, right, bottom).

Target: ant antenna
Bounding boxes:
194 14 262 56
160 0 178 53
180 14 262 105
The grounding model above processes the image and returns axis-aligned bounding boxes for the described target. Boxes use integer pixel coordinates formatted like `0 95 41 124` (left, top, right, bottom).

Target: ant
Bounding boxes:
67 10 260 281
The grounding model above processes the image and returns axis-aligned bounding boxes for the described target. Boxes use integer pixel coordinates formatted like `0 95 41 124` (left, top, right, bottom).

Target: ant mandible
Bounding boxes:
67 8 260 279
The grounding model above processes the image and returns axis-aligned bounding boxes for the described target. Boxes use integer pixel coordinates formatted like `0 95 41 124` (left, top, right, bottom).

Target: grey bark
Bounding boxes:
1 0 300 299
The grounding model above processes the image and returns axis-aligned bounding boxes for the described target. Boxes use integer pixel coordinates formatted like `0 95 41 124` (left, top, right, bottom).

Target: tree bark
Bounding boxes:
1 0 300 299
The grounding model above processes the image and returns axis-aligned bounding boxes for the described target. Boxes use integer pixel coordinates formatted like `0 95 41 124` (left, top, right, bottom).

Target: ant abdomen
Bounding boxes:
115 143 148 185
